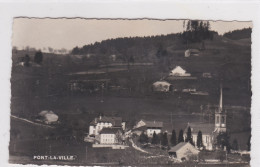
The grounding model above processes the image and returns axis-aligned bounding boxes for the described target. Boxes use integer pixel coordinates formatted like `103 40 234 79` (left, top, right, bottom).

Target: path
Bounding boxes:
129 138 151 154
11 115 55 129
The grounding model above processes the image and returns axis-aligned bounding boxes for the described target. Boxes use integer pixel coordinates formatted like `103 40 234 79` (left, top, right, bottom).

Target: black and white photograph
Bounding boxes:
8 17 253 166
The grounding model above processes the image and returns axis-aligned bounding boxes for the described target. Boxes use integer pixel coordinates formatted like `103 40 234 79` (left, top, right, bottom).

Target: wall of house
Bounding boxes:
100 134 116 144
95 122 113 135
89 125 95 135
176 144 199 160
147 128 161 137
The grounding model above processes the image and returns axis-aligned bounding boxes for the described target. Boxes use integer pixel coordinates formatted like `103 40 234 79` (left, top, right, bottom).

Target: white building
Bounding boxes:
169 66 191 77
134 120 163 137
99 128 123 144
152 81 172 92
185 49 200 57
89 116 125 136
37 110 59 124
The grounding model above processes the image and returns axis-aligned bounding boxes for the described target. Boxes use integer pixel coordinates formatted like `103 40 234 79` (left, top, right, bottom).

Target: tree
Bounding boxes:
170 130 177 146
182 20 214 48
34 50 43 64
24 54 30 67
151 131 159 145
48 47 54 53
185 126 194 145
232 139 238 151
247 135 251 151
197 131 203 149
161 132 168 146
178 129 184 143
216 132 231 153
139 131 148 144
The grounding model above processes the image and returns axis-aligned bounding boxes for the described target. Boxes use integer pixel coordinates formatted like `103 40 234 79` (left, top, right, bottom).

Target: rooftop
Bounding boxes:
144 120 163 128
168 142 190 152
99 127 122 134
185 122 215 134
90 116 123 127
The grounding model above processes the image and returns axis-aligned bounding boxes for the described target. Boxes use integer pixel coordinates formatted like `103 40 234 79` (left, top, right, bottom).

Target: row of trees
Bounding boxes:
21 50 43 67
138 127 249 152
138 127 204 148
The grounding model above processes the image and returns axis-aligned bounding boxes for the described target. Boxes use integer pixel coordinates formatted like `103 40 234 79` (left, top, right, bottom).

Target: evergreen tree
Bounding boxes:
161 132 168 146
232 139 239 151
247 135 251 151
185 126 194 145
197 131 203 149
34 50 43 64
24 54 30 67
216 132 231 153
151 131 159 145
178 129 184 143
170 130 177 146
139 131 148 144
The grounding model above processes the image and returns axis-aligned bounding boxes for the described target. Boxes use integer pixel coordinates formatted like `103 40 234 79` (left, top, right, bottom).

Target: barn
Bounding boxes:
168 142 199 161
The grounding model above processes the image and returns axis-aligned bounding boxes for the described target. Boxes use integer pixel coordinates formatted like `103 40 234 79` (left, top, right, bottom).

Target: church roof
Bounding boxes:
90 116 123 127
185 122 215 135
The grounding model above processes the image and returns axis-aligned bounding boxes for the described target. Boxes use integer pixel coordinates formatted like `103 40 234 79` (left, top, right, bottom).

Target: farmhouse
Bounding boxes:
184 49 200 57
99 127 123 144
168 142 199 161
37 110 59 124
89 115 125 136
152 81 172 92
133 120 163 137
169 66 191 77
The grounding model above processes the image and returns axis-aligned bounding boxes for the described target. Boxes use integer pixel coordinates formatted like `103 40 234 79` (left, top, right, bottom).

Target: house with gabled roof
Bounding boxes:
89 115 125 136
169 66 191 77
168 142 199 161
133 119 163 137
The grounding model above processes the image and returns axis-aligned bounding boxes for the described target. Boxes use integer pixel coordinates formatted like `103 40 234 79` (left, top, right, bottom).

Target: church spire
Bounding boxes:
219 83 223 113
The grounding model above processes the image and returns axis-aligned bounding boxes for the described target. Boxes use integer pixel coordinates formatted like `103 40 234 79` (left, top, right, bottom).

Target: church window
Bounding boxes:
221 116 225 124
216 116 219 124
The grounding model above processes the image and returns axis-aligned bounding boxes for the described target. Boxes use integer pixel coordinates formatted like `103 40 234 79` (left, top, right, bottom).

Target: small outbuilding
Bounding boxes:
185 49 200 57
38 110 59 124
168 142 199 161
152 81 172 92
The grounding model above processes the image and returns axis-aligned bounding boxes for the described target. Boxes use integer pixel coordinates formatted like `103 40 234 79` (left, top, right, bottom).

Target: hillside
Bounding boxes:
223 28 252 40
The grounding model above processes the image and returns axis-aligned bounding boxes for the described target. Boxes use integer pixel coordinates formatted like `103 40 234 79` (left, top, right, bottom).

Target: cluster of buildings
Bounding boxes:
86 85 227 160
152 65 211 94
88 115 126 145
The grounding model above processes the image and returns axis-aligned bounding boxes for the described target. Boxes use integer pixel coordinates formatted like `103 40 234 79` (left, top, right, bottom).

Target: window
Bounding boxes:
221 116 225 124
216 116 219 124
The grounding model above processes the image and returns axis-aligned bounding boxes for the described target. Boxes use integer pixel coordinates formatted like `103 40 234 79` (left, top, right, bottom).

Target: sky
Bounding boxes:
12 18 253 51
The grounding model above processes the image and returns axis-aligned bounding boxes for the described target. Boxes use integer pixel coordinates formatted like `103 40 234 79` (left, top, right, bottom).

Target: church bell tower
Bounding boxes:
215 84 227 133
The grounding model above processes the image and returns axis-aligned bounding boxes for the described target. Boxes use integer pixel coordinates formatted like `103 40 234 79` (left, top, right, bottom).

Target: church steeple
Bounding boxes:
215 84 227 133
219 83 223 113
